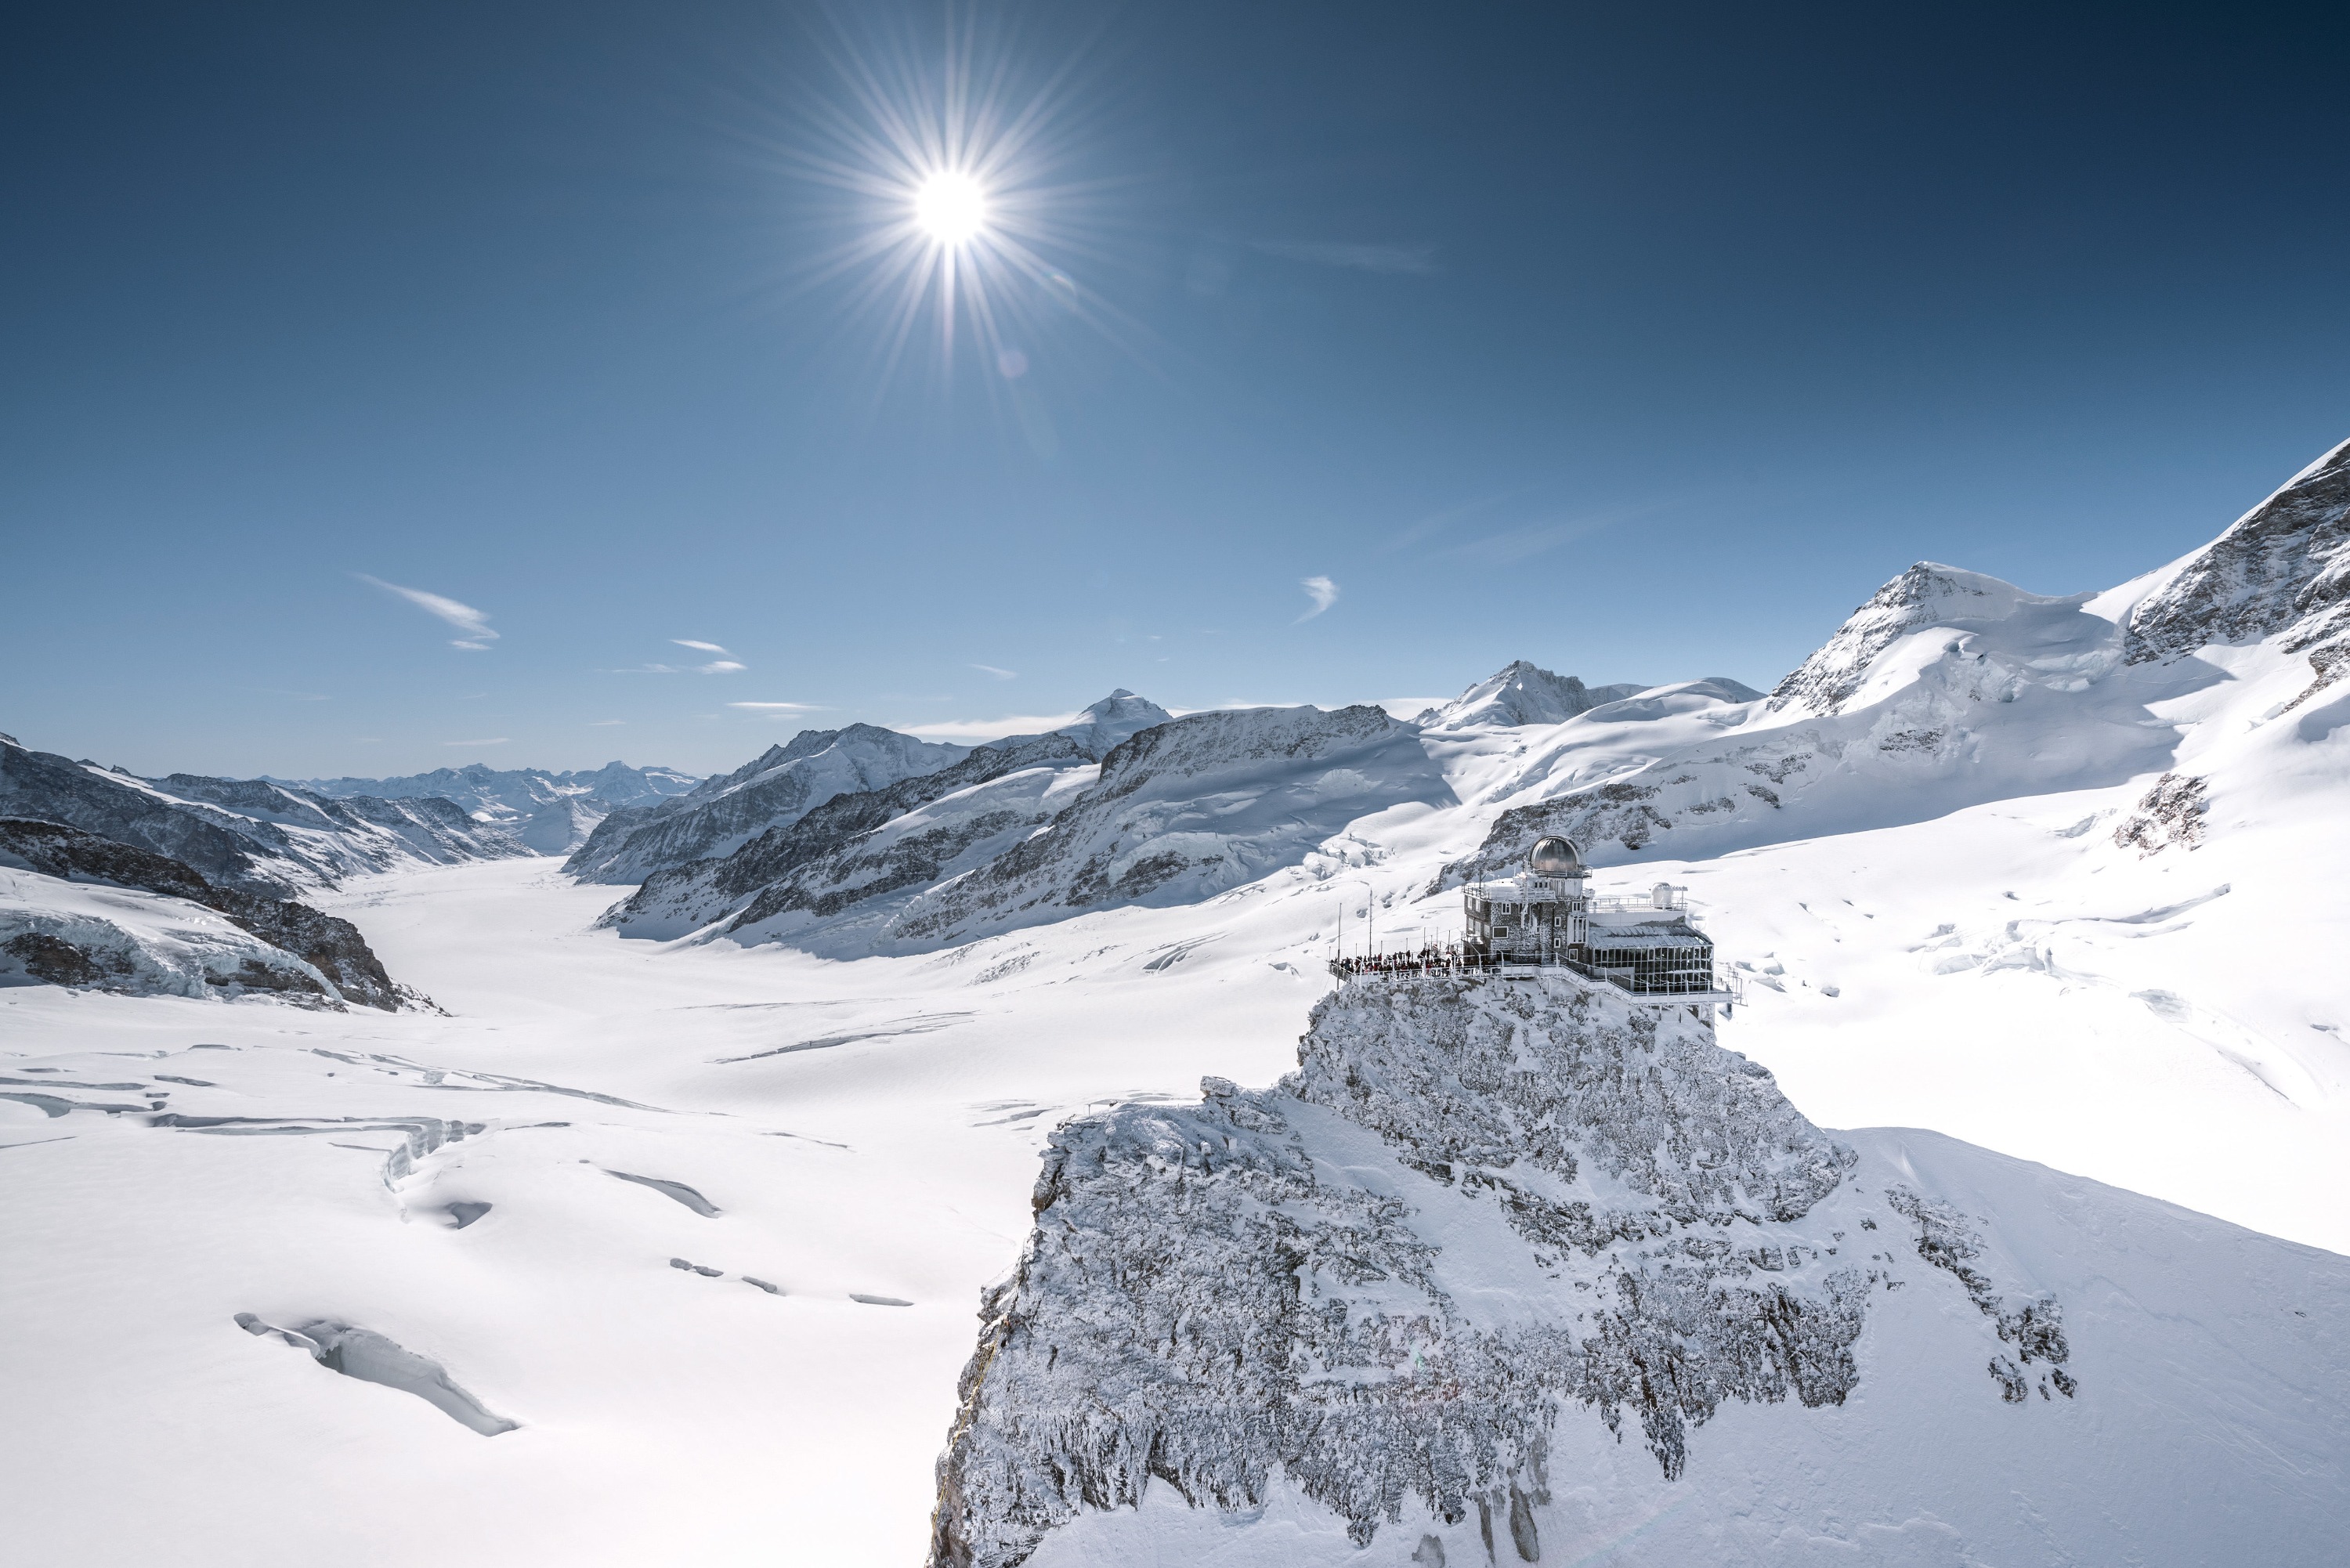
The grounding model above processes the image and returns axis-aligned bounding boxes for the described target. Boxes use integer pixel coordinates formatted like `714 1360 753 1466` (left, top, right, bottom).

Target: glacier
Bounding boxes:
3 435 2349 1563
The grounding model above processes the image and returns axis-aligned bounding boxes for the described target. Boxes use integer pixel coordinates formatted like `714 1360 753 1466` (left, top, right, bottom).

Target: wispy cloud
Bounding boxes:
672 639 731 654
443 737 510 747
904 711 1082 741
1296 576 1340 623
727 701 830 715
1253 240 1437 276
970 663 1018 680
356 575 499 651
1379 489 1535 555
1441 501 1665 565
588 719 625 727
613 659 745 676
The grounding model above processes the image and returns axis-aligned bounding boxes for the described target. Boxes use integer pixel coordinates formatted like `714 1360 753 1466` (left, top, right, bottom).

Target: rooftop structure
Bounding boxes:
1460 835 1738 1017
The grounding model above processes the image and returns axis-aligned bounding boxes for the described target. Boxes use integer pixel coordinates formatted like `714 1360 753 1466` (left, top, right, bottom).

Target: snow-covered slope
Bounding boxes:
1415 659 1651 729
0 818 412 1010
591 692 1178 949
1445 565 2180 879
605 732 1103 948
885 703 1452 951
932 970 2340 1567
2123 432 2350 701
978 689 1172 757
0 735 525 895
566 724 970 883
284 761 700 854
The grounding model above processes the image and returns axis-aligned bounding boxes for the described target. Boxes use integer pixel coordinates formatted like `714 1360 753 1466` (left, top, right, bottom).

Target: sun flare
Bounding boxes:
913 171 987 245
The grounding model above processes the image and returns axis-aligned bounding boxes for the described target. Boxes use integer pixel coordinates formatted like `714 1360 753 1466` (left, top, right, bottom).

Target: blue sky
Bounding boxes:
6 1 2349 778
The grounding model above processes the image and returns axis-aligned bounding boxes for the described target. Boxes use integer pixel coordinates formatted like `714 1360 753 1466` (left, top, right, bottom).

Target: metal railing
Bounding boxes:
1328 946 1748 1009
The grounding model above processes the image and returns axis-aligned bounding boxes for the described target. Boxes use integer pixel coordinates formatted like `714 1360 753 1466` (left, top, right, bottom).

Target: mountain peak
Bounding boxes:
983 691 1173 761
1767 562 2065 717
1419 659 1643 730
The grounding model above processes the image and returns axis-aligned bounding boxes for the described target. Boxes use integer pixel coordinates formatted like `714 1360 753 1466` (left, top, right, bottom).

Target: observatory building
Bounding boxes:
1464 835 1724 999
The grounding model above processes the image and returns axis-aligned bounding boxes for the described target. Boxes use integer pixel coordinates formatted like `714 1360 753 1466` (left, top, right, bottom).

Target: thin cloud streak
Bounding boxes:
727 701 830 714
1441 500 1668 565
1296 575 1340 623
442 737 510 747
356 575 499 651
970 663 1018 679
672 639 732 654
903 710 1079 740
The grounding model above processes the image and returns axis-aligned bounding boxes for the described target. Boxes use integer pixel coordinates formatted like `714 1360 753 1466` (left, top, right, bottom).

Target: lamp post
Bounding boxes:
1336 876 1376 966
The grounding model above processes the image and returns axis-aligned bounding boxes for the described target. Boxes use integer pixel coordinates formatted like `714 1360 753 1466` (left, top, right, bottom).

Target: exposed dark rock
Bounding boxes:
0 734 520 896
0 817 409 1009
2112 773 2208 856
2125 434 2350 708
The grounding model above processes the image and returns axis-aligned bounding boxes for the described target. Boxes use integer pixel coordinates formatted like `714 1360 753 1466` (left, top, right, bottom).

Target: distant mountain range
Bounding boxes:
277 761 701 854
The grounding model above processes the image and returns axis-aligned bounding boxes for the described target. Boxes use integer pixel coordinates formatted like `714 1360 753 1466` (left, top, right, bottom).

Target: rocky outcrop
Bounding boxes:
2113 772 2209 856
0 818 413 1009
2124 434 2350 708
566 724 970 883
929 972 2071 1567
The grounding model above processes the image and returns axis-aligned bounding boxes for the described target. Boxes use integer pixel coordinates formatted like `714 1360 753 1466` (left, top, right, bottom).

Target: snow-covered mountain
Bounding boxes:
888 703 1448 950
595 698 1445 953
283 761 700 854
1415 659 1654 729
0 818 414 1010
585 692 1173 942
566 723 974 883
933 970 2340 1567
0 734 526 896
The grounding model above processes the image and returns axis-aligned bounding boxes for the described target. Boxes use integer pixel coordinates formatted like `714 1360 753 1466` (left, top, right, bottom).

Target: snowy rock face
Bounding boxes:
1452 563 2171 878
565 724 967 883
1 852 349 1009
1416 663 1645 731
893 705 1452 950
0 818 410 1009
286 761 698 854
931 973 2072 1567
980 690 1173 758
0 736 522 896
2124 434 2350 706
603 733 1100 947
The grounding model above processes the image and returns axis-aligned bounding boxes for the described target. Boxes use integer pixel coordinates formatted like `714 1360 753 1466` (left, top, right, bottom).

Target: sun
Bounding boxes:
913 171 987 245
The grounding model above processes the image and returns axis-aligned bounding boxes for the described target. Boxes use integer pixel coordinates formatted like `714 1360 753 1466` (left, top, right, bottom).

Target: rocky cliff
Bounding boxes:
2124 433 2350 708
0 818 416 1009
930 972 2072 1566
